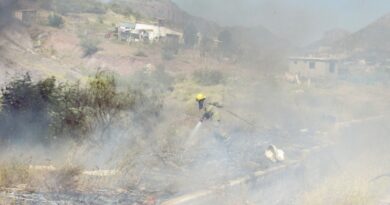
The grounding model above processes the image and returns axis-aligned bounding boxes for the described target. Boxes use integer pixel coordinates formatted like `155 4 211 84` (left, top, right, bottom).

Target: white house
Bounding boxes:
134 23 182 42
289 56 342 78
117 22 183 43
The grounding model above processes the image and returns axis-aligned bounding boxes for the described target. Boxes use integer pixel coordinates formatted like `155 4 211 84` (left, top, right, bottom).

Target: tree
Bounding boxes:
200 36 213 57
48 13 64 28
0 72 164 144
218 30 236 57
0 74 57 142
183 23 198 48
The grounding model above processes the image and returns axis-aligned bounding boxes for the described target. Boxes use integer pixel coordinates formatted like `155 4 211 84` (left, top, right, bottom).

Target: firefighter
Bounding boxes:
195 93 227 141
195 93 222 122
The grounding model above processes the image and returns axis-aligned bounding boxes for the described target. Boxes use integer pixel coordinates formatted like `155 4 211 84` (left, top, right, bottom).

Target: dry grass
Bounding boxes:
0 161 84 193
0 162 30 188
0 195 19 205
42 165 82 192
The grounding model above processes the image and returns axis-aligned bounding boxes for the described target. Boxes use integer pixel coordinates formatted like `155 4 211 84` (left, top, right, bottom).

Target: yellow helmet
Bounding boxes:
196 93 206 101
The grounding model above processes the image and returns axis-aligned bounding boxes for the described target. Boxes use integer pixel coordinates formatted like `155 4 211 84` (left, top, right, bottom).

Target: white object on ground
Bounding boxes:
265 145 285 162
82 170 118 176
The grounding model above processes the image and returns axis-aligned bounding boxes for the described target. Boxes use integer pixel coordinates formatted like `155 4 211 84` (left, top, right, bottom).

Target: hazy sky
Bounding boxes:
173 0 390 45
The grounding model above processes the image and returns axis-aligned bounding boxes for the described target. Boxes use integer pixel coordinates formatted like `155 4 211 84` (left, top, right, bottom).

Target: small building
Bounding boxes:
116 22 183 43
117 22 136 41
14 9 37 26
289 57 342 78
134 23 159 41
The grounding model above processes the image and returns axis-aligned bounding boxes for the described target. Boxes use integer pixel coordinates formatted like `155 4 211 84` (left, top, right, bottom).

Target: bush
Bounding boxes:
49 82 90 140
134 50 148 57
48 13 64 28
0 72 163 144
0 74 56 142
193 69 225 86
218 30 237 57
80 38 100 57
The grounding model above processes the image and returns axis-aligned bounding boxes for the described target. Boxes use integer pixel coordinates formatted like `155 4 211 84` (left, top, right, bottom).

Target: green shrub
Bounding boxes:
0 72 163 143
80 38 100 57
49 82 89 140
48 13 64 28
0 74 56 142
218 30 237 57
183 23 198 48
193 69 225 86
134 50 148 57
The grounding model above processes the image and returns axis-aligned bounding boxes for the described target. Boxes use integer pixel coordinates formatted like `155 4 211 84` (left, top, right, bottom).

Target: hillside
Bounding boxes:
109 0 221 36
104 0 289 65
306 28 350 53
332 13 390 59
0 0 288 84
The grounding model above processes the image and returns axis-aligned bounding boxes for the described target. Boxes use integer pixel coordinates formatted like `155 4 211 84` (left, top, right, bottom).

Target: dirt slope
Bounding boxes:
332 13 390 59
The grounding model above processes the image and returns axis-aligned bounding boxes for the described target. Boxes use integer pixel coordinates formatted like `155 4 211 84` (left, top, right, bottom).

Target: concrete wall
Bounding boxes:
13 10 37 26
289 59 339 78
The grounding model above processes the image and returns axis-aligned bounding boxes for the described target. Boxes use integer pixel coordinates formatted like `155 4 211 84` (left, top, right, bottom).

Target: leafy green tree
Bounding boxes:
0 72 164 144
48 13 64 28
49 82 89 141
218 30 236 57
183 23 198 48
0 74 56 142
